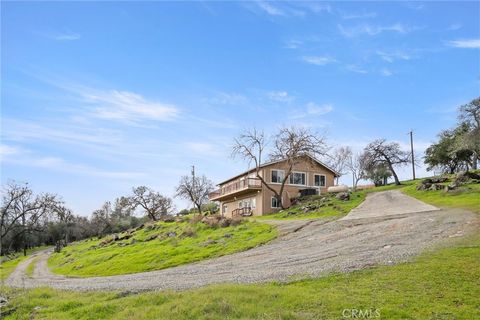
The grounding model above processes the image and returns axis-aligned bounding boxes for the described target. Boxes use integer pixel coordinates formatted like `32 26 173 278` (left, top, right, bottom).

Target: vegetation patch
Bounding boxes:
403 181 480 213
48 219 277 277
257 191 367 220
25 257 39 278
4 235 479 319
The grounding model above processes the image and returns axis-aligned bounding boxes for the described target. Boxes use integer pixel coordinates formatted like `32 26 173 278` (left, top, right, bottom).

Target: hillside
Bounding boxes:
48 216 277 277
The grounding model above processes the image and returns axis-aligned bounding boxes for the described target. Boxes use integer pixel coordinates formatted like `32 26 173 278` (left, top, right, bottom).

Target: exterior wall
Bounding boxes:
219 190 263 218
215 156 336 216
260 158 335 215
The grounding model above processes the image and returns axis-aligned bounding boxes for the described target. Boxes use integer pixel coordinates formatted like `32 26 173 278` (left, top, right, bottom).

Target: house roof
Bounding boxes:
217 154 340 186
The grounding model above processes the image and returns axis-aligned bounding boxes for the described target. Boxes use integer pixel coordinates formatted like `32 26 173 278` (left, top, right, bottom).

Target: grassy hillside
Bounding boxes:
48 218 277 277
257 190 367 220
3 235 479 320
403 182 480 213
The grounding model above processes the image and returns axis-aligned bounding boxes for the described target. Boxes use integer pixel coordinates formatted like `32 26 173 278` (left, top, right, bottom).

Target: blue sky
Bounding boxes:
1 1 479 215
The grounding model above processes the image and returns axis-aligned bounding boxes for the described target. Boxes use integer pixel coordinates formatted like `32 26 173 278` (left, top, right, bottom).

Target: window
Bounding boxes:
314 174 326 187
239 198 256 209
271 170 285 183
289 172 306 185
271 196 281 208
222 204 227 214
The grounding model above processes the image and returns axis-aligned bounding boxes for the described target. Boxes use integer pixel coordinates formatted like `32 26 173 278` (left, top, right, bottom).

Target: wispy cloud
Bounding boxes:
5 154 144 179
0 144 22 159
266 90 294 103
301 55 336 66
380 68 393 77
447 23 462 31
284 39 302 49
376 50 411 63
341 11 377 20
291 103 333 119
338 23 412 37
184 142 223 157
345 64 368 74
447 39 480 48
256 1 285 16
40 31 81 41
208 92 248 106
404 2 425 10
84 89 179 123
299 2 332 14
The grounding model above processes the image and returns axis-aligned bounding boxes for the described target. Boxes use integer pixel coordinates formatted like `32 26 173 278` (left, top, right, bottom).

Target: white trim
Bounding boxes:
313 174 327 187
270 169 285 184
271 196 281 209
288 171 307 186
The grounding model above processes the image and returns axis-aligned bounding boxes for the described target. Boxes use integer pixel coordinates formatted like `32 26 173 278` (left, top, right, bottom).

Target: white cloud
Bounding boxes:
376 50 411 63
266 91 294 103
284 39 302 49
40 31 81 41
0 144 21 157
302 55 336 66
11 155 144 179
448 39 480 48
302 3 332 14
345 64 368 74
291 103 334 119
256 1 285 16
380 68 393 77
338 23 411 37
83 90 179 123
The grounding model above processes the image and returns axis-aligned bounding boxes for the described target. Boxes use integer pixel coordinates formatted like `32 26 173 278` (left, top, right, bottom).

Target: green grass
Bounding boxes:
403 183 480 213
25 257 39 278
48 220 277 277
256 191 367 220
3 235 479 319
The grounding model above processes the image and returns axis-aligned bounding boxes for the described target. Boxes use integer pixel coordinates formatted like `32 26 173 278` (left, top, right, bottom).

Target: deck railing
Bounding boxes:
209 178 262 200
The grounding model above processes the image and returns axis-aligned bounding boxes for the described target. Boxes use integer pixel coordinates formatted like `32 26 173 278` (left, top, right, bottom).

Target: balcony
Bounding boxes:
209 178 262 201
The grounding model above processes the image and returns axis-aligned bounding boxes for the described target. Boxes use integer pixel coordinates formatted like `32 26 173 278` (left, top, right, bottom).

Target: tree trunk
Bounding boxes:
387 162 401 185
472 152 478 170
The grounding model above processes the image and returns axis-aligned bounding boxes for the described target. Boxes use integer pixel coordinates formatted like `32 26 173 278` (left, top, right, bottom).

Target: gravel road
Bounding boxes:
5 190 479 292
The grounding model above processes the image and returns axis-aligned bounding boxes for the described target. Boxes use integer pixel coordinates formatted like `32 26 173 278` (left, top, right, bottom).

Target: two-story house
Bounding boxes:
208 154 339 217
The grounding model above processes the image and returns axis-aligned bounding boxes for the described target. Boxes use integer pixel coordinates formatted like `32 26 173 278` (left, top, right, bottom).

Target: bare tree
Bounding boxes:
326 146 352 184
175 172 214 216
363 139 410 185
346 152 367 189
1 181 59 255
130 186 174 221
232 126 328 209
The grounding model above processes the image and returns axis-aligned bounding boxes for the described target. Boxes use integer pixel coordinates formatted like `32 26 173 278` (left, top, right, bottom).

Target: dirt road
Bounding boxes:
5 191 478 291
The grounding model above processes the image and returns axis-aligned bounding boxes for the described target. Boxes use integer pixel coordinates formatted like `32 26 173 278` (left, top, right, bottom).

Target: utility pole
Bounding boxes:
409 131 416 180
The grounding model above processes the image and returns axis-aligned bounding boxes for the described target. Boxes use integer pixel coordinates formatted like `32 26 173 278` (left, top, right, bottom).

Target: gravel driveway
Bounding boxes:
5 190 479 292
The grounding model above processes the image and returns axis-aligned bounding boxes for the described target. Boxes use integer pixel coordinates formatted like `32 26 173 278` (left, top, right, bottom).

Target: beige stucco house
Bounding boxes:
209 154 339 217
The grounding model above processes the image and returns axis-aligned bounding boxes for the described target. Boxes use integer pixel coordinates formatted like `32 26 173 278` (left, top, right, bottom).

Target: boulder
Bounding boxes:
336 192 350 201
327 185 349 193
